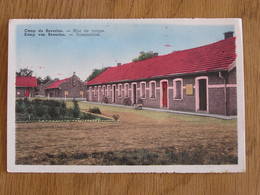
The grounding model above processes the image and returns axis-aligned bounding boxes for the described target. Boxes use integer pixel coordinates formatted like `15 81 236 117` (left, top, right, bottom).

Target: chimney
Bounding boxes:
224 31 234 39
154 52 158 56
117 63 121 66
73 72 76 76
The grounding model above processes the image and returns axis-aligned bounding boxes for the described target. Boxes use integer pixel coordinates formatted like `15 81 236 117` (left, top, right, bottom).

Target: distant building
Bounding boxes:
16 76 38 97
45 73 85 99
86 32 237 116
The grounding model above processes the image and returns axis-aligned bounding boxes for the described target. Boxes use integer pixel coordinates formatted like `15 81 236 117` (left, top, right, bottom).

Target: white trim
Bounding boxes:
140 81 146 99
208 84 237 88
94 86 97 97
160 79 169 108
89 87 92 101
98 86 102 102
124 83 129 97
173 78 183 100
149 80 156 98
195 76 209 112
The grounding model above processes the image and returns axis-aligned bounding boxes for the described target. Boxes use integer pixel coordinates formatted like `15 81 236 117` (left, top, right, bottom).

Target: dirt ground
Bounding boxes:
16 102 238 165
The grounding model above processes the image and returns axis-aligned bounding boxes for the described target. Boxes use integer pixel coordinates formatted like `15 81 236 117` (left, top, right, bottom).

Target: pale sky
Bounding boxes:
16 21 234 81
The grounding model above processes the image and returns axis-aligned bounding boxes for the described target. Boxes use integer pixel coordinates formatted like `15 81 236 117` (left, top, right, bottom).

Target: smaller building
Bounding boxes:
16 76 38 97
45 73 85 99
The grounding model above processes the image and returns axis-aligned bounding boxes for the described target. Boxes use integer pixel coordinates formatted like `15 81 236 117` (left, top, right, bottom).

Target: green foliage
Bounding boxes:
37 76 52 85
123 97 132 106
16 68 33 77
137 98 143 104
132 51 158 62
88 107 101 114
15 99 108 121
80 112 96 120
86 67 108 81
112 114 120 121
102 97 109 104
16 99 26 113
72 100 80 118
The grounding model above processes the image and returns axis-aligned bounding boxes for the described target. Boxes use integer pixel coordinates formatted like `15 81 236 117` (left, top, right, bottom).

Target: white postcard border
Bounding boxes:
7 18 245 173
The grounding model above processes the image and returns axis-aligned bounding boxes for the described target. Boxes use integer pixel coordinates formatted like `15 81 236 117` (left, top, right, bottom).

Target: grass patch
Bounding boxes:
16 145 238 165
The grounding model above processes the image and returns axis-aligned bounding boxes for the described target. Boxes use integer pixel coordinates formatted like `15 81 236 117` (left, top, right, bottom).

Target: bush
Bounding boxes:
102 97 109 104
48 106 60 119
34 104 47 117
15 99 110 122
137 98 143 104
60 101 67 119
88 107 101 114
80 112 96 120
72 100 80 118
112 114 120 121
16 101 26 113
123 97 132 106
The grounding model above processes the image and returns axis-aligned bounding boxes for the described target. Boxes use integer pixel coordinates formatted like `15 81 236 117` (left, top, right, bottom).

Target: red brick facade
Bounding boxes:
86 68 237 116
45 74 85 99
85 36 237 116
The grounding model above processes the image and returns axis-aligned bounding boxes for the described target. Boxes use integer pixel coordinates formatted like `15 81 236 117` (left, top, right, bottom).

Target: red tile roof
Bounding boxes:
46 78 70 89
16 76 37 87
87 37 236 85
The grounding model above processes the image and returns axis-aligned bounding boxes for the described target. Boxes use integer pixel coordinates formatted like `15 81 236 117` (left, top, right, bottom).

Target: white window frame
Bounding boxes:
140 81 146 99
149 80 156 98
94 86 97 97
124 83 129 97
107 85 111 97
102 85 106 97
195 76 209 112
118 84 122 97
173 78 183 100
160 79 169 108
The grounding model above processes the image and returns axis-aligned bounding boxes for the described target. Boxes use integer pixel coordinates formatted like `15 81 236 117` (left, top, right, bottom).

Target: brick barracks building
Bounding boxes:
85 32 237 116
16 76 38 98
45 72 85 99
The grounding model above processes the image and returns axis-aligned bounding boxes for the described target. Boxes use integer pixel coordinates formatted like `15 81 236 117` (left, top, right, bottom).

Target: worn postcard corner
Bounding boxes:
7 18 245 173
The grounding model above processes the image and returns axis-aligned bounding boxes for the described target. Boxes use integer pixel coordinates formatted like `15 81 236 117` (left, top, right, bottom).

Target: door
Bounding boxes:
24 89 30 97
162 82 168 107
112 86 116 103
133 84 137 104
199 79 207 111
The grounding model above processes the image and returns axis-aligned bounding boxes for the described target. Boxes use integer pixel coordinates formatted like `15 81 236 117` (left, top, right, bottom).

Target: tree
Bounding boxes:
132 51 158 62
37 76 52 85
86 67 108 81
16 68 33 77
72 100 80 118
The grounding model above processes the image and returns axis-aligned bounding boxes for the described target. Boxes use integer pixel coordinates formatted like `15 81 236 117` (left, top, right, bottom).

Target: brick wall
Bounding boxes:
86 70 237 116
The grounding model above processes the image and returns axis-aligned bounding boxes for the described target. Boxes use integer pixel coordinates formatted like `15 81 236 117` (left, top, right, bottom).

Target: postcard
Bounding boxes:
8 19 245 173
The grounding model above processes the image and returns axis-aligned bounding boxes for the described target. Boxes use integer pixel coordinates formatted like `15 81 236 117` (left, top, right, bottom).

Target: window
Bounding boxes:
103 86 106 96
107 85 111 97
118 84 122 97
94 86 97 96
150 81 156 98
140 82 146 98
89 87 92 100
80 90 84 98
125 83 129 97
121 85 124 97
173 79 183 100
